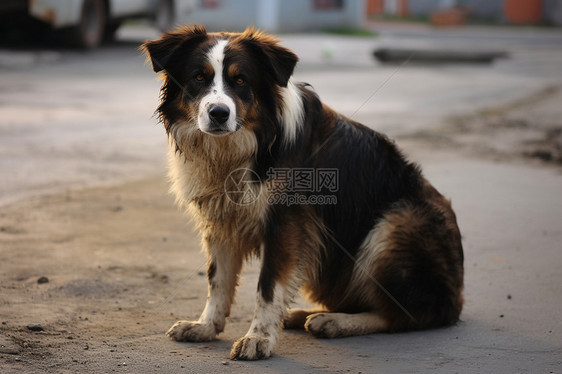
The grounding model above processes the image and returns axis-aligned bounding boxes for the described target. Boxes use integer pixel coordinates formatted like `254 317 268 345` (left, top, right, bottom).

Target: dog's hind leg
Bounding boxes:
283 309 326 329
304 312 390 338
167 240 243 342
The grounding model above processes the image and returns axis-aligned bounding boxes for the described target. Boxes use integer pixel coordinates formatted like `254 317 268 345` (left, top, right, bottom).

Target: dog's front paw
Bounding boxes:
305 313 342 339
166 320 216 342
230 335 273 360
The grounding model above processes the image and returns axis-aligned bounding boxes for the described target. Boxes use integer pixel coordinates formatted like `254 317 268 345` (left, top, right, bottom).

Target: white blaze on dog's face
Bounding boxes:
198 39 238 135
141 26 303 146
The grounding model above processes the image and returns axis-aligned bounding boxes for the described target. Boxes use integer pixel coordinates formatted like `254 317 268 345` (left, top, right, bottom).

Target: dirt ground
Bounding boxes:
1 89 561 372
403 85 562 166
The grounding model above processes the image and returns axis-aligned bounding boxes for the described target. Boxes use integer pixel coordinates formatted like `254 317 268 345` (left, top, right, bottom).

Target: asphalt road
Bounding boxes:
1 23 561 373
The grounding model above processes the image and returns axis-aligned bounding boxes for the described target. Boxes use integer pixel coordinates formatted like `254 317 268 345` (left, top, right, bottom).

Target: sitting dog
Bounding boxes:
142 25 464 360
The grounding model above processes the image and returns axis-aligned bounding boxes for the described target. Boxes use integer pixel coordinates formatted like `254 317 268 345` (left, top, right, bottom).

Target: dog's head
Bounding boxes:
141 25 299 138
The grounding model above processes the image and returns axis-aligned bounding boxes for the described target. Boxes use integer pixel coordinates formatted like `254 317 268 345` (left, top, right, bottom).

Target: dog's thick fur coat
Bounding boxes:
142 25 464 360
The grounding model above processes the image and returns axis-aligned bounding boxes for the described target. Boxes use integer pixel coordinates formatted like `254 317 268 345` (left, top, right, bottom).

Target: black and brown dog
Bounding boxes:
142 25 464 360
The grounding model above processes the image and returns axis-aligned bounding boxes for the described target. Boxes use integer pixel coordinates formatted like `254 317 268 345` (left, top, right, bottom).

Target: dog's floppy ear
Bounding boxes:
141 24 207 73
240 27 298 87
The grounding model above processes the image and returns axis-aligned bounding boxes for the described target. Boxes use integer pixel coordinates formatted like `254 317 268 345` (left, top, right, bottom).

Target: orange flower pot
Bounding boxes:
504 0 543 24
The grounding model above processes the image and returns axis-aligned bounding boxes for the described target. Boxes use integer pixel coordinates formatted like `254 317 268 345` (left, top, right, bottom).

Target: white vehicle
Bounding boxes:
0 0 195 48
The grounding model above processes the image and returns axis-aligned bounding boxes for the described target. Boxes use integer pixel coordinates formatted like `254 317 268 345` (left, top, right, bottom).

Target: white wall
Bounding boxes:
180 0 364 32
278 0 364 32
182 0 259 32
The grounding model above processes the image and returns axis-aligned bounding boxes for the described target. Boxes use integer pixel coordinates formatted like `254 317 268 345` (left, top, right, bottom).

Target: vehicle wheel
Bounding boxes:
69 0 106 48
155 0 174 32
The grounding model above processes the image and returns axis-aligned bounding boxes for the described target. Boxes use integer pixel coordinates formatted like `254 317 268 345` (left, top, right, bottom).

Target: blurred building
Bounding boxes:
366 0 562 25
180 0 365 32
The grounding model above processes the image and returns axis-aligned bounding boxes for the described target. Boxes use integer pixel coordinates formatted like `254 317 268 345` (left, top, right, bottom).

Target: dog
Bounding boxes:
141 25 464 361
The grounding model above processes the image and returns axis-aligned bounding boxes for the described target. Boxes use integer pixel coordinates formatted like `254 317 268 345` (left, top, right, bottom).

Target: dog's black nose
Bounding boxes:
208 105 230 124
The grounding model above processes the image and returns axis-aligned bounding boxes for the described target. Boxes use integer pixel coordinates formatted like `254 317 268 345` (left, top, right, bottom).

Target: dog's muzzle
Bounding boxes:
201 104 231 135
208 104 230 125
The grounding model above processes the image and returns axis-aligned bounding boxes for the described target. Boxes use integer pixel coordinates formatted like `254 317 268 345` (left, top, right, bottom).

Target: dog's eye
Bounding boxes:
195 73 204 82
235 76 245 86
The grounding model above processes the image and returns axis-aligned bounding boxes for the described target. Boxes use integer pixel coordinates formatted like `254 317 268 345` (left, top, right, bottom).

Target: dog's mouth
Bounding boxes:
199 119 243 136
200 126 232 136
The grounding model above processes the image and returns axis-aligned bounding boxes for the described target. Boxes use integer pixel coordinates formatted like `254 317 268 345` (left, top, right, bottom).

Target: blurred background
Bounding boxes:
1 1 561 48
1 0 561 205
